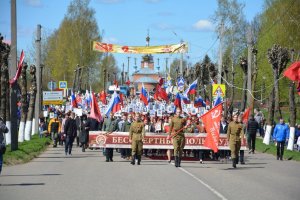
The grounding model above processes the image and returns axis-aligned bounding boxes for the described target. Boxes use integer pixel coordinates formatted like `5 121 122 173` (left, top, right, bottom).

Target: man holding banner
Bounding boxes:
168 109 186 167
227 112 245 168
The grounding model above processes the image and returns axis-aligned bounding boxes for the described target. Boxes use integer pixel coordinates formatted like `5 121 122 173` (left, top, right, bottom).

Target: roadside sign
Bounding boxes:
43 91 63 105
212 84 226 97
47 81 57 90
59 81 67 89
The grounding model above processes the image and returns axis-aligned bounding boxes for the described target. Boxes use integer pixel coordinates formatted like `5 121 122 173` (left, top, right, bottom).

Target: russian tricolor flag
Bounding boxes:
194 96 206 107
105 91 121 117
182 94 190 104
213 92 222 107
71 92 77 108
174 93 182 110
140 83 149 105
186 79 198 95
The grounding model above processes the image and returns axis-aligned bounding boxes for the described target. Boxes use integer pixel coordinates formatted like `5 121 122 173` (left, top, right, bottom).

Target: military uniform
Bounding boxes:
102 117 118 162
169 116 186 167
227 121 244 168
129 120 145 165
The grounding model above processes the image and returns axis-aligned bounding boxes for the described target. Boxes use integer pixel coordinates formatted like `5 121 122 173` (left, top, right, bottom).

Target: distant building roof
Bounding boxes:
135 77 158 83
133 67 158 75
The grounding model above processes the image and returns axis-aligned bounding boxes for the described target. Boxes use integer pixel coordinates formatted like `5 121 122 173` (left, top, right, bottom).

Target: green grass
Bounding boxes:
3 135 51 165
256 138 300 161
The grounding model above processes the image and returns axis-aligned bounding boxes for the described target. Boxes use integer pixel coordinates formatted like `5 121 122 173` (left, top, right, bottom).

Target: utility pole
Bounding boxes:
127 57 130 81
246 26 253 109
34 24 42 136
122 63 125 85
165 57 168 78
180 40 183 75
10 0 18 150
217 22 224 84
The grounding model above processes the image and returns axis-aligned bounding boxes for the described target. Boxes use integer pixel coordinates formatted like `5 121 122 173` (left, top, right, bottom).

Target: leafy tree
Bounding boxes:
256 0 300 106
44 0 102 91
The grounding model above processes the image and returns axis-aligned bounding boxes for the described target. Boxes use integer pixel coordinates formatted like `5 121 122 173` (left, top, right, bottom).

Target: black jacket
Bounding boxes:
247 119 259 135
220 122 228 134
64 118 77 138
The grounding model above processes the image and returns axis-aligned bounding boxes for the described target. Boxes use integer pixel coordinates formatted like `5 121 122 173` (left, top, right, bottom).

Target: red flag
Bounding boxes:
154 84 168 101
283 61 300 81
9 50 25 85
201 103 223 153
90 92 102 122
119 93 124 107
100 91 107 105
242 107 251 124
125 80 130 86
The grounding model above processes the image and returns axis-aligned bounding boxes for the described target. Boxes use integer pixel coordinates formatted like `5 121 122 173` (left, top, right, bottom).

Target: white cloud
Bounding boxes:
24 0 43 7
103 37 118 43
192 20 214 31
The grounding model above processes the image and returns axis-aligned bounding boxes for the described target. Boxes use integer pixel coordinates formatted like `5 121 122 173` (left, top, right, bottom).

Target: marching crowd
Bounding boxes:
37 91 300 168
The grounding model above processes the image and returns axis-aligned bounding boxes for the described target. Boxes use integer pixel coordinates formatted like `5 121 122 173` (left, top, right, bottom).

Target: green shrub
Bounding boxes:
3 135 51 165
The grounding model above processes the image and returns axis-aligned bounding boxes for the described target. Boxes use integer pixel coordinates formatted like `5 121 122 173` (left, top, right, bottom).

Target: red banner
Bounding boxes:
201 104 223 153
88 131 246 150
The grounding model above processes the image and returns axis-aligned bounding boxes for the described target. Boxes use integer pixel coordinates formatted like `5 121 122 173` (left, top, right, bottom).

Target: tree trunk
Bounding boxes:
263 88 275 145
223 71 228 119
250 70 258 113
228 71 235 115
287 82 296 150
25 65 37 140
18 63 28 142
240 74 247 111
0 64 7 122
273 69 282 120
5 64 11 144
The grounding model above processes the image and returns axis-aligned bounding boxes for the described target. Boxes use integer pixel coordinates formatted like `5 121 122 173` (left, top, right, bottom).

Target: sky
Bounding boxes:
0 0 264 76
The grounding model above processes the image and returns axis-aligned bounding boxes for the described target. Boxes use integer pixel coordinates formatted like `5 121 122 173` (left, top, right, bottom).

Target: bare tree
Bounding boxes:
25 65 37 140
267 44 290 120
239 57 247 111
18 63 29 142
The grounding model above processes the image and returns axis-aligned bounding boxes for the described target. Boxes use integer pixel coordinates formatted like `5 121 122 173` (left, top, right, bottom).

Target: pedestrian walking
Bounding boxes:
0 117 8 175
48 114 61 147
247 114 259 154
102 112 118 162
64 112 77 155
227 112 245 168
79 114 90 152
168 109 186 167
129 113 145 165
273 118 289 160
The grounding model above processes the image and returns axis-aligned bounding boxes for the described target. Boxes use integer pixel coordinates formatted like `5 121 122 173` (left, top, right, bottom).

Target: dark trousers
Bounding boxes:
248 133 256 152
0 153 3 174
105 148 113 161
65 136 74 155
277 141 285 160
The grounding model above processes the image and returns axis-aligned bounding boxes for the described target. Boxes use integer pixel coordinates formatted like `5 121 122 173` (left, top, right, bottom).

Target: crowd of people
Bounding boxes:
37 90 300 169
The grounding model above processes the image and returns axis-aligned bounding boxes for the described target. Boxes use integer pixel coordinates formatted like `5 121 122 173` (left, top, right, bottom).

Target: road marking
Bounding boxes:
177 165 228 200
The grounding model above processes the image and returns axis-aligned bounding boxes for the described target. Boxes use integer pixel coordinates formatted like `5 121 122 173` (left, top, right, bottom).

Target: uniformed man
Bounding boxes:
227 112 245 168
129 113 145 165
168 109 186 167
102 112 118 162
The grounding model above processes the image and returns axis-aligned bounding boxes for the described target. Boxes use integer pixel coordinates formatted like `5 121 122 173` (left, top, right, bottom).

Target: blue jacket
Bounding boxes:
273 123 289 142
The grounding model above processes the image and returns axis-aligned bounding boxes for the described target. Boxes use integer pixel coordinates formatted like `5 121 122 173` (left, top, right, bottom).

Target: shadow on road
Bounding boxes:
222 166 265 170
1 173 62 177
0 183 45 186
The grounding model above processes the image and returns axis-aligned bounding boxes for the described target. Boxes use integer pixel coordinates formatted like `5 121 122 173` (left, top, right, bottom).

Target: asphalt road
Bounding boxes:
1 146 299 200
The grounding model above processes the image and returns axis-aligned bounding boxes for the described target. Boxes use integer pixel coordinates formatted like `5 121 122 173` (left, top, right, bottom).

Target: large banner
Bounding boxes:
92 41 188 54
89 131 247 150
